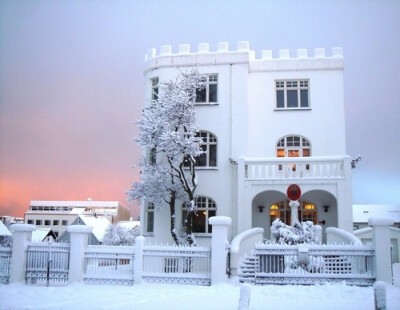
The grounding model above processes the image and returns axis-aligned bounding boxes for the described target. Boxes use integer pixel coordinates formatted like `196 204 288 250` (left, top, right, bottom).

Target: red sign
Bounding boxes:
287 184 301 201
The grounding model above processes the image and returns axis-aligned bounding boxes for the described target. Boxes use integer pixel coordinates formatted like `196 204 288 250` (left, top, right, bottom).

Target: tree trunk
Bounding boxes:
169 192 180 245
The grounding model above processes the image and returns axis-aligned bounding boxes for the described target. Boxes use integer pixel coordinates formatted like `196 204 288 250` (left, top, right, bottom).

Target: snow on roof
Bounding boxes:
353 204 400 223
78 215 111 242
0 221 12 236
117 221 140 230
32 229 52 242
71 207 86 214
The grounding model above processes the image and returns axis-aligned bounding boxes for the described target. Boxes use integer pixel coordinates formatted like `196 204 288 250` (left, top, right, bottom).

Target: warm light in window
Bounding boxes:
270 205 278 210
304 204 315 210
277 149 285 157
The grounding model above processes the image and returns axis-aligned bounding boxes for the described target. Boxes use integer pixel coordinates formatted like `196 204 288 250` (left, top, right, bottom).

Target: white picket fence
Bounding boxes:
84 245 135 285
0 246 12 284
25 242 70 285
143 244 211 285
239 243 375 286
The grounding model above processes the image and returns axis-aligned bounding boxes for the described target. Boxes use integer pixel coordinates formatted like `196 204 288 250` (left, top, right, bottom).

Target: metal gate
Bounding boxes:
26 242 70 285
0 246 12 284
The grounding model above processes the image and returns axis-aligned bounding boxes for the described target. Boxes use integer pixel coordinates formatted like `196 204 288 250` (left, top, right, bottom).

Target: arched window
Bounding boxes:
269 200 317 226
189 131 217 167
182 196 216 234
276 135 311 158
276 135 311 171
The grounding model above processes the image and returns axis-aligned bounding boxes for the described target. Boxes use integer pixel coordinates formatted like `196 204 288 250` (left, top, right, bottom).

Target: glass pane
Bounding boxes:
195 153 207 166
277 149 285 157
287 90 298 107
195 88 206 102
147 212 154 233
192 211 206 233
303 149 310 157
208 210 216 233
209 84 217 102
209 145 217 166
300 89 309 107
276 90 284 108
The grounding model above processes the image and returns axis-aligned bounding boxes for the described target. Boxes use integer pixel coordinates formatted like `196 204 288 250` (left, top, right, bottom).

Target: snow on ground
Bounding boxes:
1 279 399 310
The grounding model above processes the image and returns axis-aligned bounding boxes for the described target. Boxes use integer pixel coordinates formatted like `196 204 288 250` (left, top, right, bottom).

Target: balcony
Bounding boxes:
241 156 350 181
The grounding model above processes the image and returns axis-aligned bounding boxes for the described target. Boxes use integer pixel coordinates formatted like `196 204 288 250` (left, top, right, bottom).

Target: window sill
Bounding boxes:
274 108 311 111
142 233 154 236
195 167 218 171
194 103 219 106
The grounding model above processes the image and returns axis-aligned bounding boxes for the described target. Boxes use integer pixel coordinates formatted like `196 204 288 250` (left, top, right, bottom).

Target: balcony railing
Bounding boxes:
242 156 349 181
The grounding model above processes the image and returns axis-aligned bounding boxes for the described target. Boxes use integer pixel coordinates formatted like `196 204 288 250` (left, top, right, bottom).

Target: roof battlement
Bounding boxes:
144 41 344 72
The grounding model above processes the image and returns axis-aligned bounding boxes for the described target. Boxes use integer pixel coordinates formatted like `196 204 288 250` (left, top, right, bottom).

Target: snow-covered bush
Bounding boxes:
102 225 139 246
0 235 13 248
271 219 318 245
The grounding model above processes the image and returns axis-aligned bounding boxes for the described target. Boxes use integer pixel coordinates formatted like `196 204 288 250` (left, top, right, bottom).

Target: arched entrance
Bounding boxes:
251 189 338 243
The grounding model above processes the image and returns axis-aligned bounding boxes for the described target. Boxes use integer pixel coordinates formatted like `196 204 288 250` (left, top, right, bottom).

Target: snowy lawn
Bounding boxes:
1 279 399 310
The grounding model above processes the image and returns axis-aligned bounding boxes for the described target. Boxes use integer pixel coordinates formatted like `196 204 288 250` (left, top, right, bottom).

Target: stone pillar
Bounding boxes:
209 216 232 284
134 235 145 284
68 225 92 283
289 200 300 226
9 224 36 283
369 218 394 283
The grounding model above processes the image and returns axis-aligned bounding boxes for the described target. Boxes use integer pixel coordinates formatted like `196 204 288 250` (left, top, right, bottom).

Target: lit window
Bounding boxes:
182 196 216 234
276 135 311 171
151 77 159 101
269 200 317 226
145 203 154 234
276 80 309 109
195 74 218 104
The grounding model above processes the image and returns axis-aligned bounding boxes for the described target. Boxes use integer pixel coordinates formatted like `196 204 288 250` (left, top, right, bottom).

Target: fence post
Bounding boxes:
209 216 232 284
369 218 394 283
9 224 36 283
134 235 145 284
68 225 92 283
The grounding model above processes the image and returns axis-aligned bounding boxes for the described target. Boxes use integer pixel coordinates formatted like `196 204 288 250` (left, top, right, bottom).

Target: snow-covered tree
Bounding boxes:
127 70 207 245
102 224 139 246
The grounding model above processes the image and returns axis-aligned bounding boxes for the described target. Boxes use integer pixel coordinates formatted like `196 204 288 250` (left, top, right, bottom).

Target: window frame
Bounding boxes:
151 77 159 101
195 74 218 105
144 202 155 234
275 79 310 110
269 200 317 226
182 196 217 235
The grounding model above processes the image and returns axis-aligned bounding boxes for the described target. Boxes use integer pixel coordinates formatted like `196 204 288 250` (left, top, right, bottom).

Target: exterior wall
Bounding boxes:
141 42 351 245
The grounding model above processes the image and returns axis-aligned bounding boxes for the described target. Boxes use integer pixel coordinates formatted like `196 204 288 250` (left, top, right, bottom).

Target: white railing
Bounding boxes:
243 156 348 180
25 242 70 285
84 245 135 285
143 245 211 285
0 246 12 284
247 243 375 286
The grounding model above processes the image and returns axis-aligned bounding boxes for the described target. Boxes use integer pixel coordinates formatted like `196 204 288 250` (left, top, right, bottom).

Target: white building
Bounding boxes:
25 200 130 238
141 41 353 245
353 204 400 230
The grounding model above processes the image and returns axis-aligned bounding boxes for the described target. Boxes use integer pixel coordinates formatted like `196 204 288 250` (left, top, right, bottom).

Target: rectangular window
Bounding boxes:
44 220 51 226
195 74 218 104
149 147 157 165
275 80 309 109
35 220 42 225
146 203 154 234
27 219 34 224
61 220 68 226
53 220 59 226
151 77 159 101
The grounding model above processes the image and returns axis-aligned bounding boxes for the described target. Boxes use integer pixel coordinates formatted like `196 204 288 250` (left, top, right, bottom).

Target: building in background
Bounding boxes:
353 204 400 230
140 41 353 245
24 200 130 238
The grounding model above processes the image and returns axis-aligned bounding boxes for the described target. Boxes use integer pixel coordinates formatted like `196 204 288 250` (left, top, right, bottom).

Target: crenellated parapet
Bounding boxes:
144 41 344 72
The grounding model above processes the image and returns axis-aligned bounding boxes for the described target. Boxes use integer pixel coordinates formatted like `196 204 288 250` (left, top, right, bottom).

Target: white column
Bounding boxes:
289 200 300 226
369 218 394 283
134 235 145 284
209 216 232 284
9 224 36 283
68 225 92 283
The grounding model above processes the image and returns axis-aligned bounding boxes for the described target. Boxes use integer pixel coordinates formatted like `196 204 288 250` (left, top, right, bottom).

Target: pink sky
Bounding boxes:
1 1 400 218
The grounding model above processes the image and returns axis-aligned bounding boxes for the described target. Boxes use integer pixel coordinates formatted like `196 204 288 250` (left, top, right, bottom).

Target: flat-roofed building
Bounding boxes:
25 200 131 238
